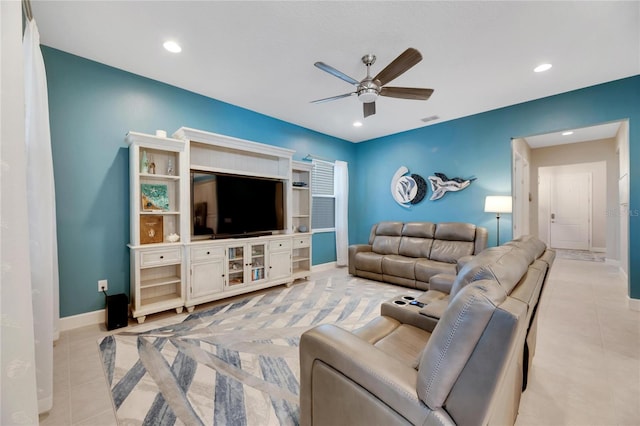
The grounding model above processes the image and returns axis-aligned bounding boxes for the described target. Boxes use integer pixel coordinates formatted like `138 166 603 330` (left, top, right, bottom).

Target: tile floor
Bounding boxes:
39 257 639 426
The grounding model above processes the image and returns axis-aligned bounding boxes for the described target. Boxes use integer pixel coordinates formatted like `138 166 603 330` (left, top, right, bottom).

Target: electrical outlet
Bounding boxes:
98 279 108 292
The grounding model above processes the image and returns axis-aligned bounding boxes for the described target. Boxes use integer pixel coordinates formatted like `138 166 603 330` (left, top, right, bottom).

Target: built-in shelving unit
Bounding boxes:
126 132 187 323
127 128 315 319
291 161 312 280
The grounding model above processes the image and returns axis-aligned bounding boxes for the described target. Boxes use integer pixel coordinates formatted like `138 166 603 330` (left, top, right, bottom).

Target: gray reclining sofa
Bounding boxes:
300 235 555 426
349 221 488 290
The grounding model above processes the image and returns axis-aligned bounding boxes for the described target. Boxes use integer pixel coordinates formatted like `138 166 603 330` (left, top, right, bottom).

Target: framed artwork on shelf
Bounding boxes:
140 215 163 244
141 183 169 211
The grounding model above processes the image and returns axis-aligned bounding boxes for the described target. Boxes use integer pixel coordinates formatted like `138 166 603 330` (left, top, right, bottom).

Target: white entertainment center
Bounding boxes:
126 128 312 323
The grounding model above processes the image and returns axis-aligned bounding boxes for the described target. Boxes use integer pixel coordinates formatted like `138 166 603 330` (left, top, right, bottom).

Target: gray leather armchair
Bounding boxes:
300 280 526 426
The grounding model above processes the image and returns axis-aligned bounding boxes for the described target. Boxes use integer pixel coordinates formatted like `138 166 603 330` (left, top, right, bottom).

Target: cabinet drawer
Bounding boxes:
140 248 181 267
269 238 291 251
191 245 224 262
293 236 311 248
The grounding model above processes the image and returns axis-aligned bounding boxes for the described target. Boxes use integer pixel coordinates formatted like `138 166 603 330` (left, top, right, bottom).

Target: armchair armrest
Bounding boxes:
300 324 432 426
348 244 372 274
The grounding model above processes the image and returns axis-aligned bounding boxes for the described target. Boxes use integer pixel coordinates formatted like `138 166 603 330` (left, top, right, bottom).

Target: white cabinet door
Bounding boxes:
269 250 291 280
269 238 292 281
191 259 225 299
226 242 267 287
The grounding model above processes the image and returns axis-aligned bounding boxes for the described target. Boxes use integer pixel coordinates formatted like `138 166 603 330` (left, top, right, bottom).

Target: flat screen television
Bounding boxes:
191 170 285 239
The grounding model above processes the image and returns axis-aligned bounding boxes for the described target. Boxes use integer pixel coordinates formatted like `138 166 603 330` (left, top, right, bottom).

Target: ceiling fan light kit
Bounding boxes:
312 48 434 118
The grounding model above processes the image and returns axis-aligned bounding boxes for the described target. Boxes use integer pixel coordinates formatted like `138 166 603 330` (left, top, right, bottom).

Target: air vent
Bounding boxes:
421 115 439 123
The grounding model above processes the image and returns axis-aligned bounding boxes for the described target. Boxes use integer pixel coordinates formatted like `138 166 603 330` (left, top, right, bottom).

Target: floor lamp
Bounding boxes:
484 196 512 246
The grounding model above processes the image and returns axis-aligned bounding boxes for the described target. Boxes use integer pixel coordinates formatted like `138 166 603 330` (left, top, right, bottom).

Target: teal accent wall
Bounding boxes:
42 45 640 317
311 232 337 265
42 47 357 317
354 76 640 298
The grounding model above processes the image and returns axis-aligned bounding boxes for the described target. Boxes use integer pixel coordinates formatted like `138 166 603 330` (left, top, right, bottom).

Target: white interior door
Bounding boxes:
549 172 591 249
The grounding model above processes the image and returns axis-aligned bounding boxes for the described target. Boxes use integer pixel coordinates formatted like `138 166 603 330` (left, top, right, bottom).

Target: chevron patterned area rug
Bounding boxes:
98 274 419 425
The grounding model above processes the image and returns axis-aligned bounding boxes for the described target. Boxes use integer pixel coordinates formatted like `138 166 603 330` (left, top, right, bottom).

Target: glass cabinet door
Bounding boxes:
227 245 245 286
250 243 266 282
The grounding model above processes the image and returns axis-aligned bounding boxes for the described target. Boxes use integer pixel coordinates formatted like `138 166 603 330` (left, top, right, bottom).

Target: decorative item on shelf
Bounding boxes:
140 215 163 244
390 166 427 208
292 181 308 187
166 158 174 176
155 130 167 138
141 150 149 174
141 183 169 211
148 155 156 174
298 225 308 233
428 172 476 201
484 195 512 246
166 233 180 243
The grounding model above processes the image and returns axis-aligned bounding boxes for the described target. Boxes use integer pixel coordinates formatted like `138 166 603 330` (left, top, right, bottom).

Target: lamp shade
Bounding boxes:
484 196 512 213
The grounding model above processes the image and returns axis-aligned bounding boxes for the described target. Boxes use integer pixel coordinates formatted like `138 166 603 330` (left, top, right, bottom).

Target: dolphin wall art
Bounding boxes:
428 172 476 200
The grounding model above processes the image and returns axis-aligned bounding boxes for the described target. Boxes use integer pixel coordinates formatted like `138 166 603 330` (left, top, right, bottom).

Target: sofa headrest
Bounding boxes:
450 245 531 298
417 279 507 409
375 221 404 236
434 222 477 242
504 235 546 263
402 222 436 238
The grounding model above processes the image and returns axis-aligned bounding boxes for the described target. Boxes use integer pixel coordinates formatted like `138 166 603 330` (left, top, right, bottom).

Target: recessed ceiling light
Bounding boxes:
353 121 363 127
562 131 574 136
163 41 182 53
534 63 552 73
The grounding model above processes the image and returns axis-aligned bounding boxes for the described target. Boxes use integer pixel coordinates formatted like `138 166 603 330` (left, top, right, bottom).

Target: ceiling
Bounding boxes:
524 121 622 149
31 1 640 143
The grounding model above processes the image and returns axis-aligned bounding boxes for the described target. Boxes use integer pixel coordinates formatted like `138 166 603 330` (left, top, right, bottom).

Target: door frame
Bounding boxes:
512 150 530 239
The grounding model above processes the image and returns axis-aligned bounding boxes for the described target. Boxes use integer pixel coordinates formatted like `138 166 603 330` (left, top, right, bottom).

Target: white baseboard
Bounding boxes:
591 247 606 253
605 258 620 267
61 264 340 331
312 261 338 273
59 309 105 332
629 297 640 311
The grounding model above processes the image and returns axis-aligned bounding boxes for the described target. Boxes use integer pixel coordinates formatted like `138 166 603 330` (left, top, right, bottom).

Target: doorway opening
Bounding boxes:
511 120 628 277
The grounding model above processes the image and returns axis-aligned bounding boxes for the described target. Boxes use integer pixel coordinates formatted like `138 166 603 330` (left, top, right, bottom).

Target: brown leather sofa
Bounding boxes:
300 236 554 426
348 222 488 290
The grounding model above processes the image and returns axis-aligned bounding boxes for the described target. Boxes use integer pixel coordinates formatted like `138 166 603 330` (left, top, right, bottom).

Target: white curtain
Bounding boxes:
334 161 349 266
24 17 59 413
1 1 39 423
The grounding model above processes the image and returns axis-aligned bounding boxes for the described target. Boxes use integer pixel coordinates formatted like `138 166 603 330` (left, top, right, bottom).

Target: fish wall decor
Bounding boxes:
428 172 476 200
390 166 428 208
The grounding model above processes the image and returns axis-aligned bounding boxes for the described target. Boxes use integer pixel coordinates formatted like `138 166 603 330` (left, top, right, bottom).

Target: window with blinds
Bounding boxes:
311 160 335 231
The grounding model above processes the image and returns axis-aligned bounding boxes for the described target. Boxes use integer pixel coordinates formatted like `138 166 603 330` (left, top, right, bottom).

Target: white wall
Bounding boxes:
616 121 630 274
531 138 618 258
512 138 532 238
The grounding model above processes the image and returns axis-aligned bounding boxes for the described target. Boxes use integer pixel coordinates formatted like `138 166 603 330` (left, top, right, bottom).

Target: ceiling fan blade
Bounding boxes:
310 92 356 104
380 87 434 100
363 102 376 118
373 48 423 86
314 62 360 86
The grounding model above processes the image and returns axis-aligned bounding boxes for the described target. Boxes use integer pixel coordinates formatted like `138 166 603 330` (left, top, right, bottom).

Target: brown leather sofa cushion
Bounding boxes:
372 235 401 255
414 259 456 283
429 240 475 263
382 255 416 279
434 222 477 242
354 251 385 274
399 236 434 258
402 222 436 238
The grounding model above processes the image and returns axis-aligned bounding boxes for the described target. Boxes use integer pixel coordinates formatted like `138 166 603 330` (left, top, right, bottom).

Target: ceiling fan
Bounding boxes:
311 48 434 118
